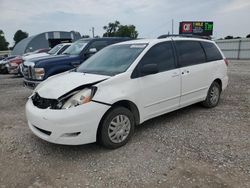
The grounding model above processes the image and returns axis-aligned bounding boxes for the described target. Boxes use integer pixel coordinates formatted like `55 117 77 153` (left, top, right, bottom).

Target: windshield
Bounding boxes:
48 44 63 55
63 40 88 55
77 43 147 76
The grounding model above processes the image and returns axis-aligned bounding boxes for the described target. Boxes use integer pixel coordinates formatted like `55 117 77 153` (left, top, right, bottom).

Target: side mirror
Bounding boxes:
88 48 97 54
141 64 158 75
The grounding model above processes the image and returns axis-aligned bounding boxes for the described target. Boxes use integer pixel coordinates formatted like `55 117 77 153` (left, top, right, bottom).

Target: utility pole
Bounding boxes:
172 19 174 35
91 27 95 38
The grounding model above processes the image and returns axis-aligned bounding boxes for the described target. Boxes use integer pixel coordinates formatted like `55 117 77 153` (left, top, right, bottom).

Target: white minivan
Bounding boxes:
26 37 228 149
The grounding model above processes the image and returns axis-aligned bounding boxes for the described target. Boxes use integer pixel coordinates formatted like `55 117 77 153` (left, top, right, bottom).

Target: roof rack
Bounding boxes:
157 34 211 40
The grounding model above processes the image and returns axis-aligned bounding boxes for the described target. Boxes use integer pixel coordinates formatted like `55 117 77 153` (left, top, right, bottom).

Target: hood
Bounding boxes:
22 52 49 61
36 72 110 99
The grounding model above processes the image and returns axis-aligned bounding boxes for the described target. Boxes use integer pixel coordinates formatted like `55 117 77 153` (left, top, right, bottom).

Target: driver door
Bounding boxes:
134 42 181 121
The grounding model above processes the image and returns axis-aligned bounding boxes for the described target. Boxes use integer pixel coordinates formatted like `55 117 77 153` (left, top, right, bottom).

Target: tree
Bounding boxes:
247 34 250 38
224 35 233 40
103 21 121 37
116 25 138 39
103 21 138 38
13 30 28 45
0 30 9 50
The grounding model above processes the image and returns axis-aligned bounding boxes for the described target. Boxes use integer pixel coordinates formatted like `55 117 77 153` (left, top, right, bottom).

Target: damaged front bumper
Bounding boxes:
26 99 110 145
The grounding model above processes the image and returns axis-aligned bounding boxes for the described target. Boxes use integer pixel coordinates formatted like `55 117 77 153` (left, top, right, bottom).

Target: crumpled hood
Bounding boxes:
36 72 110 99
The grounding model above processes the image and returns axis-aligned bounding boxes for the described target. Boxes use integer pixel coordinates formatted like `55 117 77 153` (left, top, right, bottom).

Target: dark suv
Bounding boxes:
22 37 130 89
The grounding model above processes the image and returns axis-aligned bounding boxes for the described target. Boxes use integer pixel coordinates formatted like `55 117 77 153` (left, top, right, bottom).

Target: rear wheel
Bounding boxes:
98 107 135 149
202 82 221 108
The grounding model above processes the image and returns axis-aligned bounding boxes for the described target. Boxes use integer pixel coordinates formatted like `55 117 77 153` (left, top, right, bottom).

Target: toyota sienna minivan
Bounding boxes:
26 37 228 149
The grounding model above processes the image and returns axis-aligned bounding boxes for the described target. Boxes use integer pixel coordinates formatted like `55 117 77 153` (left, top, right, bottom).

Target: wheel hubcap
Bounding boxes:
210 86 220 105
108 115 131 144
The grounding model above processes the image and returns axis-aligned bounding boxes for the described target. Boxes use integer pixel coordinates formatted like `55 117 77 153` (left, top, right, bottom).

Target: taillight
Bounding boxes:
224 59 229 66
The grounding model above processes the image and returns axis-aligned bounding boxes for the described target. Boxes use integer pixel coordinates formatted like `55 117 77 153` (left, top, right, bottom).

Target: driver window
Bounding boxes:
139 42 176 73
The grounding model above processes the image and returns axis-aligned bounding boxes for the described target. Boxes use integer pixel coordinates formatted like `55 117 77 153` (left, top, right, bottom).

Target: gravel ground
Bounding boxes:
0 60 250 188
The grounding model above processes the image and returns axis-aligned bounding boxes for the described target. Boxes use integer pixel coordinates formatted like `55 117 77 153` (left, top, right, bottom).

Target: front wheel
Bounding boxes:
202 82 221 108
98 107 135 149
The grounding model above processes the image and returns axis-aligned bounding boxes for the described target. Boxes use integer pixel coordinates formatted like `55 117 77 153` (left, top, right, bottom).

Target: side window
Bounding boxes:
139 42 176 73
175 41 206 67
201 42 223 62
88 41 109 51
57 45 70 55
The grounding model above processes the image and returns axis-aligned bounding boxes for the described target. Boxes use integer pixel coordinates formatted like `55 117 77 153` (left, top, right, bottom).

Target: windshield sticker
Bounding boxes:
130 44 147 48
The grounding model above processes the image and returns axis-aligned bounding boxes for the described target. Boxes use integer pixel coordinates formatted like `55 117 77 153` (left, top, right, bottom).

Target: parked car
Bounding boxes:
22 37 131 89
22 43 71 61
0 54 8 61
6 56 23 74
0 56 17 74
19 44 71 77
26 37 228 149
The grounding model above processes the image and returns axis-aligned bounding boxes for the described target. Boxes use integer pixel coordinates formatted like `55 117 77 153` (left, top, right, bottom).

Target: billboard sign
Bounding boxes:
179 21 213 36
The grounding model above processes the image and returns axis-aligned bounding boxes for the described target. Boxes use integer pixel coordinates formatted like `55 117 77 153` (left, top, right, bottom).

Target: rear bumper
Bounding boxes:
23 79 41 89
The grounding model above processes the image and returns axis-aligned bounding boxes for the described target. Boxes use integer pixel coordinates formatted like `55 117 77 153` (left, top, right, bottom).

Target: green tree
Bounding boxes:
0 30 9 50
103 20 121 37
13 30 28 45
246 34 250 38
103 21 138 38
116 25 138 39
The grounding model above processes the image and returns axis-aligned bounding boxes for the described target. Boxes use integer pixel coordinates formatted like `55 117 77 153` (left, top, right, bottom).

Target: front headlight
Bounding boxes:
34 68 45 80
61 87 96 109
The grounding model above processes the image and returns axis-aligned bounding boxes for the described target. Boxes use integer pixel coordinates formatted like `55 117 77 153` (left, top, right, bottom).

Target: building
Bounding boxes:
12 31 81 55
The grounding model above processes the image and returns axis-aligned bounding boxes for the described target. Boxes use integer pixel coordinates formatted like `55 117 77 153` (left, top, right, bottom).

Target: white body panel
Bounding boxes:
132 69 181 121
26 100 110 145
36 72 110 99
26 38 228 145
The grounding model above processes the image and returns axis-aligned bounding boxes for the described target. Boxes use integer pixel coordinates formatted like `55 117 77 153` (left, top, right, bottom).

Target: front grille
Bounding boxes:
22 64 29 77
23 64 35 79
32 93 58 109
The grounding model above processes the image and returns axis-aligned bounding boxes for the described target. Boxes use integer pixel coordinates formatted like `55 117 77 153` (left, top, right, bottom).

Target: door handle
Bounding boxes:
171 72 180 77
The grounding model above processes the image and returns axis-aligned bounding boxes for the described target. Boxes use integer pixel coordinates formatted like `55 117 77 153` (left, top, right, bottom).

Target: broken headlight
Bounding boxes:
61 87 97 109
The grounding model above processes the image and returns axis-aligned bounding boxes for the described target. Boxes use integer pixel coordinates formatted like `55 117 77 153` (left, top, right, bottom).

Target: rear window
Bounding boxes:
201 42 223 62
175 41 206 67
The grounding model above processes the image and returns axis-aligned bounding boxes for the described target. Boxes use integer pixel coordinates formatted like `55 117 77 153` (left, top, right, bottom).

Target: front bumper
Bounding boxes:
23 79 41 89
26 99 110 145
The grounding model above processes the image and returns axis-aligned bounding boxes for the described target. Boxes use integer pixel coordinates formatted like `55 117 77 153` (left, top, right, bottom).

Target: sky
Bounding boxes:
0 0 250 46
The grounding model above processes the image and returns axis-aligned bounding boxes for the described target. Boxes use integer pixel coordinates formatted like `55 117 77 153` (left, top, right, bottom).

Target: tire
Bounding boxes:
202 81 221 108
98 107 135 149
